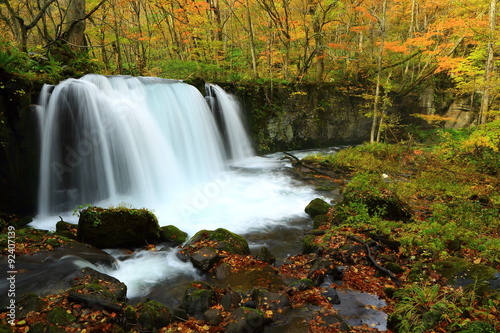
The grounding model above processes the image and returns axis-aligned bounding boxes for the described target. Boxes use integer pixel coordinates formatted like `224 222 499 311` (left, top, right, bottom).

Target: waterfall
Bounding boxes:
35 74 253 217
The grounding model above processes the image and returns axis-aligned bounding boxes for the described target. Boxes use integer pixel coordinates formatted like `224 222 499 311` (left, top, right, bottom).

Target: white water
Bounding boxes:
32 74 323 299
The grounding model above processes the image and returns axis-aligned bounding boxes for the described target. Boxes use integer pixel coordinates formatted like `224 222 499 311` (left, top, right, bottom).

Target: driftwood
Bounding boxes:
347 235 402 286
282 152 336 178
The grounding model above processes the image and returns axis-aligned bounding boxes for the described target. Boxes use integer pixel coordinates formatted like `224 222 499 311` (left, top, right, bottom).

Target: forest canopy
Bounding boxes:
0 0 498 123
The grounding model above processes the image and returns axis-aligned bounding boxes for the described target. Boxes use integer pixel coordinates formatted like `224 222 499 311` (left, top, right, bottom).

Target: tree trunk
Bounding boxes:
479 0 497 124
370 0 387 143
66 0 86 52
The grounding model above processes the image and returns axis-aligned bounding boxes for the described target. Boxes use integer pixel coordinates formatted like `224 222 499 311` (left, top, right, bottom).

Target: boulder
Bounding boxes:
136 300 172 331
77 206 161 248
190 246 220 272
184 228 250 255
160 225 188 246
179 281 216 319
305 198 330 218
226 307 266 333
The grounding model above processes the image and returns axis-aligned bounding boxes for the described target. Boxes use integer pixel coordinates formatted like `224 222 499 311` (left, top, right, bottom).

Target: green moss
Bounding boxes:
46 306 76 326
186 228 250 255
304 198 330 218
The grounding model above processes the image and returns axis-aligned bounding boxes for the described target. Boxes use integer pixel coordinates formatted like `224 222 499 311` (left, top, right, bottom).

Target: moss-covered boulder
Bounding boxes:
179 281 216 318
55 220 77 239
184 228 250 255
160 225 188 246
77 206 161 248
341 172 413 222
135 300 172 331
46 306 77 326
433 257 500 293
305 198 330 218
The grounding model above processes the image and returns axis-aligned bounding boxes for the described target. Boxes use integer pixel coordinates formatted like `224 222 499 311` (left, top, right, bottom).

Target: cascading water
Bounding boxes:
32 74 322 300
35 74 251 219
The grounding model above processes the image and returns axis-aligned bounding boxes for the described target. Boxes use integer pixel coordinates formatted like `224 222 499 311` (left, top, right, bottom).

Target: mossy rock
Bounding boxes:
226 307 266 333
433 257 500 293
313 214 329 229
302 234 324 254
136 300 172 331
180 281 216 318
77 206 161 248
17 293 46 317
305 198 330 218
342 172 413 222
160 225 188 246
55 220 77 239
46 306 76 326
184 228 250 255
288 278 315 291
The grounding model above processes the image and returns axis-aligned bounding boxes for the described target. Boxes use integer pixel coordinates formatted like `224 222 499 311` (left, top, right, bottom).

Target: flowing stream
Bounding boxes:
31 74 328 300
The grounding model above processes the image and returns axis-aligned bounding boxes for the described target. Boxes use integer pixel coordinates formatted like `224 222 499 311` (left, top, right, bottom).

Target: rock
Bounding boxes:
214 263 232 280
341 172 413 222
55 220 77 239
221 290 242 311
17 293 46 318
203 308 223 325
305 198 330 218
179 281 216 318
190 246 220 272
314 312 350 331
184 228 250 255
313 214 329 228
288 278 315 292
255 246 276 265
226 307 266 333
308 257 337 285
70 267 127 302
46 306 77 325
77 206 161 248
249 287 290 311
433 257 500 293
302 234 325 254
136 300 172 331
321 288 341 305
67 291 123 313
160 225 188 246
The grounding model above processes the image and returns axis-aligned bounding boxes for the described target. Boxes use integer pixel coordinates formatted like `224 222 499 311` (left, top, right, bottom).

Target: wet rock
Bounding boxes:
77 206 161 248
255 246 276 265
55 220 77 239
71 267 127 302
308 257 337 285
321 288 341 305
190 246 220 272
214 263 232 280
46 306 77 326
184 228 250 255
180 281 216 318
249 287 290 311
220 290 242 311
226 307 266 333
302 234 325 254
315 311 350 331
203 308 223 325
17 293 46 318
0 243 117 308
434 257 500 293
305 198 330 218
136 300 172 331
160 225 188 247
313 214 329 228
288 278 315 292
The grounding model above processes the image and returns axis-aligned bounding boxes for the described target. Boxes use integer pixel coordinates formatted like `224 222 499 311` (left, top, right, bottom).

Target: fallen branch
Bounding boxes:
282 152 336 179
347 235 402 286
